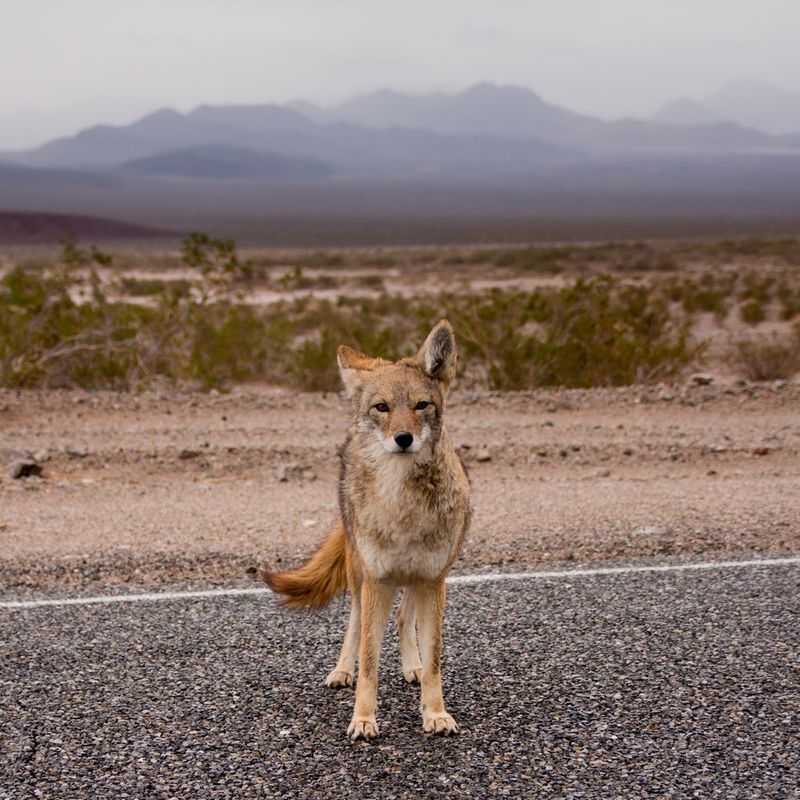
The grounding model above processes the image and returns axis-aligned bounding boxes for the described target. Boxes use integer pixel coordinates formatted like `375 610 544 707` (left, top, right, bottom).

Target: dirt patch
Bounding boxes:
1 382 798 592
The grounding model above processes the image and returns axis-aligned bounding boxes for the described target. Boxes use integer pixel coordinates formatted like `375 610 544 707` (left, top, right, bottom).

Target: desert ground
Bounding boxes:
1 238 799 594
2 379 798 594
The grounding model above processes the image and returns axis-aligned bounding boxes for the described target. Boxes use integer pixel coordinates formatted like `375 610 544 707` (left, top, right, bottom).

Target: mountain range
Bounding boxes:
2 81 800 244
6 82 796 180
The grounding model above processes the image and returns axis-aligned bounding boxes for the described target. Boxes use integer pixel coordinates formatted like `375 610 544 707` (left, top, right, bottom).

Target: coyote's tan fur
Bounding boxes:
262 319 471 739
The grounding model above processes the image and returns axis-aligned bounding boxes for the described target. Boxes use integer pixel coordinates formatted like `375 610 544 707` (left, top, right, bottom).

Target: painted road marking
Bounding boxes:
1 555 799 611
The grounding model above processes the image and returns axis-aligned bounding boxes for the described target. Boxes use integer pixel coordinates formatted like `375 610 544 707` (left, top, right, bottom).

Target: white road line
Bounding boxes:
1 555 799 611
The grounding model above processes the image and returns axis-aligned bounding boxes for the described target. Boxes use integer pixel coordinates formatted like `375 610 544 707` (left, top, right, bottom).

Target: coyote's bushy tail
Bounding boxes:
261 519 347 609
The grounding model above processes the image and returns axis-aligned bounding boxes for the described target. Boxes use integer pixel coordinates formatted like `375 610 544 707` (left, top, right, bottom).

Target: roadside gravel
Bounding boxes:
1 382 798 591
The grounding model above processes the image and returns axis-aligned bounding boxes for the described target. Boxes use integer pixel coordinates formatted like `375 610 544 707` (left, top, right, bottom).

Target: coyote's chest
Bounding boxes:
351 457 466 582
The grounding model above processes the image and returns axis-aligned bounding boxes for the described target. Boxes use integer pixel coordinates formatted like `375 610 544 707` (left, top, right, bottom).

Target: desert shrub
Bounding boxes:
288 324 406 392
118 277 192 298
492 246 566 274
355 274 385 290
448 277 696 389
776 281 800 320
0 241 149 388
0 237 703 392
678 273 734 319
275 265 346 291
731 331 800 381
360 255 397 268
738 272 774 304
0 235 262 389
710 238 800 262
186 306 268 388
180 232 254 301
739 298 766 325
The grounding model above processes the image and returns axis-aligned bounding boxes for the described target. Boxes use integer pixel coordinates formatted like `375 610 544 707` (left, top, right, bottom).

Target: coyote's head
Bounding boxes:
337 319 457 458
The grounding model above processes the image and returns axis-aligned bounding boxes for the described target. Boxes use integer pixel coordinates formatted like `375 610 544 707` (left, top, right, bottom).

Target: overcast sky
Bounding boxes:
2 0 799 149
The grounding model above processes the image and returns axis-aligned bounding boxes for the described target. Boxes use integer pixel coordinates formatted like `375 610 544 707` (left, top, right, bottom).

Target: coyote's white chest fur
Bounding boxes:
352 449 465 582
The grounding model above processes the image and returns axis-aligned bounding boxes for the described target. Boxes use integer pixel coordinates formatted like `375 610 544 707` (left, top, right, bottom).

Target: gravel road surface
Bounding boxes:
2 558 798 799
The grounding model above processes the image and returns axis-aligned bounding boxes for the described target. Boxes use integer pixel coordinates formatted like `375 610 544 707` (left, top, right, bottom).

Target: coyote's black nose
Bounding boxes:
394 431 413 450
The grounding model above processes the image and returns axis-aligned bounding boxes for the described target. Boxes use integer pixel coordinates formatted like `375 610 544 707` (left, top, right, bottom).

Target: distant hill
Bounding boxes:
297 84 596 143
294 82 777 151
116 144 332 181
703 80 800 135
0 211 177 244
21 105 316 169
654 81 800 136
651 98 723 127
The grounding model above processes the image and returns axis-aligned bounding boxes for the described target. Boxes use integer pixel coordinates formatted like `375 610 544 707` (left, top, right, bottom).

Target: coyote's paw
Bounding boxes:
422 711 459 736
325 670 353 689
347 716 379 741
403 667 422 685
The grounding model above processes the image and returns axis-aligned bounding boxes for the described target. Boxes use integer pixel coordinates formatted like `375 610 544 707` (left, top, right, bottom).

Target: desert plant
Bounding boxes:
118 277 192 298
739 298 766 325
731 331 800 381
180 232 253 304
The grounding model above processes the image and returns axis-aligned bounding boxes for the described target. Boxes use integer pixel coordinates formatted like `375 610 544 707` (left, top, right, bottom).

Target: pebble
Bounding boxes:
658 390 674 401
9 459 42 480
474 449 492 463
276 463 316 482
67 446 89 459
691 373 714 386
178 449 200 460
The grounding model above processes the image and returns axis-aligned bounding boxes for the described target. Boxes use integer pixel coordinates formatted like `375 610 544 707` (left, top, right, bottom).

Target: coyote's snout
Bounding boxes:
262 319 471 739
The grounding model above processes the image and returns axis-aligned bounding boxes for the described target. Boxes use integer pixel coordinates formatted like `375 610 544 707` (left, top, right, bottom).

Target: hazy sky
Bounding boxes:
2 0 799 149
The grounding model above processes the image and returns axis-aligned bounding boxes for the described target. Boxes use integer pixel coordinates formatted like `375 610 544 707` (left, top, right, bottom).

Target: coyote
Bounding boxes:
263 320 471 740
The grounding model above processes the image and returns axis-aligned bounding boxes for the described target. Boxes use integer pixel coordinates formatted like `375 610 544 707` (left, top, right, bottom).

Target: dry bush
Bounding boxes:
0 238 710 392
731 331 800 381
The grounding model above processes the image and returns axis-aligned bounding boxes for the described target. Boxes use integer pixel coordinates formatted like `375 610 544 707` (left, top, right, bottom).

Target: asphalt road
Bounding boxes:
1 559 798 799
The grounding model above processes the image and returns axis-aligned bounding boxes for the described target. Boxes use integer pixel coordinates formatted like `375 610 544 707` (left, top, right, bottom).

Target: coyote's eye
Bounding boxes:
374 402 390 413
414 401 430 410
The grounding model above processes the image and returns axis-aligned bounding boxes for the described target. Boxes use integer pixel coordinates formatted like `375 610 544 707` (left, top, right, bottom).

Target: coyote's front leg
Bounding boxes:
415 579 458 735
347 576 394 740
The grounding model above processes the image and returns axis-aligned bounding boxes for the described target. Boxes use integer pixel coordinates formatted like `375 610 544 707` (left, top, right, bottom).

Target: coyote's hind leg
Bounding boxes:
325 590 360 689
397 587 423 684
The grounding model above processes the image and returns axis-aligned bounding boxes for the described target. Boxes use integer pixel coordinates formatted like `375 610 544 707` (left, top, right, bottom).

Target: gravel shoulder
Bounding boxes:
1 381 799 592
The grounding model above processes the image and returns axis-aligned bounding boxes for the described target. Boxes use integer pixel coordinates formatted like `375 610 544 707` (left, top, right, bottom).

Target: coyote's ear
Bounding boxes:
337 345 381 398
417 319 457 385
